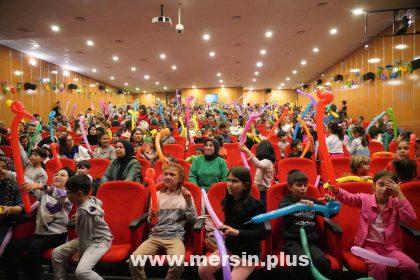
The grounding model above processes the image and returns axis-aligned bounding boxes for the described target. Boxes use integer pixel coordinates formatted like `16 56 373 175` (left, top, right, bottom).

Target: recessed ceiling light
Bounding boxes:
202 34 210 41
51 70 58 74
92 68 97 72
192 85 196 89
292 70 298 74
277 87 282 90
63 70 70 76
136 87 139 91
155 81 160 85
216 72 221 77
312 47 319 53
250 87 254 90
32 43 39 48
395 44 407 50
14 70 23 76
265 30 273 38
171 65 177 70
281 83 285 86
86 40 94 46
112 55 119 61
252 78 256 82
51 25 60 32
209 51 216 57
352 8 364 15
260 49 267 55
73 78 78 81
256 61 263 67
124 82 128 86
286 77 290 81
89 83 96 88
221 85 225 88
144 74 150 80
143 90 147 93
131 66 136 71
160 53 166 60
219 79 223 83
254 71 259 76
330 28 338 35
29 58 37 66
349 68 360 73
368 57 380 63
301 60 307 65
110 76 115 80
164 86 168 90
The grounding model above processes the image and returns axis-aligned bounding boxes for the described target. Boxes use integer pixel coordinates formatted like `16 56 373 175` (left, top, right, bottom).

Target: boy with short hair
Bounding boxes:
52 174 113 280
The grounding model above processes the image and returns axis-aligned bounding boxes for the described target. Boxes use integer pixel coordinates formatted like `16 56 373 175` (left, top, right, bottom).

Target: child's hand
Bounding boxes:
326 181 338 195
238 144 251 156
181 187 192 203
72 251 80 262
384 179 401 197
299 199 314 206
319 193 336 203
220 225 239 237
21 182 38 192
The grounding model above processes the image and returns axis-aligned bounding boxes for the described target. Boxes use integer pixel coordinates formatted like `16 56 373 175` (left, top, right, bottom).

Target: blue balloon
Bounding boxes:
246 201 341 224
293 101 314 140
365 111 385 135
48 111 56 142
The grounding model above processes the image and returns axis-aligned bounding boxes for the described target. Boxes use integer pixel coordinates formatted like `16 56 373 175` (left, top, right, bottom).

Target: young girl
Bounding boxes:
239 140 276 205
277 130 289 159
141 138 158 165
392 159 417 183
198 166 266 280
92 132 116 160
348 155 371 179
4 167 75 280
346 125 370 156
326 122 344 157
328 171 419 280
386 140 410 172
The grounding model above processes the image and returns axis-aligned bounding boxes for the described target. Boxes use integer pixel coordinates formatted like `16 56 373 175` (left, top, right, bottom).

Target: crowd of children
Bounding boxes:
0 98 418 280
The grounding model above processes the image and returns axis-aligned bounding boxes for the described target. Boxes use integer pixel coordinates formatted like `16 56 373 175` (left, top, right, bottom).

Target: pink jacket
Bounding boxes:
336 188 417 249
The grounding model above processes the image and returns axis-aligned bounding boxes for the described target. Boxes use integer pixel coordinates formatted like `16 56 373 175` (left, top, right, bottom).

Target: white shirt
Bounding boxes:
326 134 343 154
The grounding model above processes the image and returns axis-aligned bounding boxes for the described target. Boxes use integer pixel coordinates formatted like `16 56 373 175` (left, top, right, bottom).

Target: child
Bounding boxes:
185 147 204 164
288 139 313 159
348 155 371 179
4 167 75 280
386 140 410 172
129 163 197 280
217 122 232 143
328 171 419 280
52 174 113 280
346 125 370 156
229 118 243 137
280 170 334 279
326 122 344 157
76 160 92 180
239 140 276 205
198 166 266 279
277 130 289 159
392 159 417 183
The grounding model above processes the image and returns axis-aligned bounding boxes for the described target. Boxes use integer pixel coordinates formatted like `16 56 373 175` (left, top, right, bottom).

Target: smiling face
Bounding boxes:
88 126 97 135
99 134 110 147
0 160 9 180
115 142 126 158
133 130 143 142
204 141 215 156
53 169 70 189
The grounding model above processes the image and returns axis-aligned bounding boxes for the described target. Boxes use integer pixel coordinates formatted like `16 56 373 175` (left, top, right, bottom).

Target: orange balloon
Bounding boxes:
145 168 156 179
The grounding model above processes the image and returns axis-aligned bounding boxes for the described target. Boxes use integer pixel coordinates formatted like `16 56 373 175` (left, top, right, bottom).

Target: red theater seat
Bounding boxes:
369 156 393 175
320 157 351 181
277 158 317 185
87 158 110 179
162 144 185 160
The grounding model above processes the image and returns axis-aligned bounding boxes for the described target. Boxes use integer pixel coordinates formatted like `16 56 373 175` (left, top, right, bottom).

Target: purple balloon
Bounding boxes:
213 229 232 280
351 246 399 267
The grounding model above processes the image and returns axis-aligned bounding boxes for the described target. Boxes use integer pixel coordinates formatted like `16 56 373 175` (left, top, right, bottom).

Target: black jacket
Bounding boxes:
223 196 266 256
279 194 323 243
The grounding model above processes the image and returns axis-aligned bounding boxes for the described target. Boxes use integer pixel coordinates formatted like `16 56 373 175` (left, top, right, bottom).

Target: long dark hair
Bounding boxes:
328 122 344 140
222 166 252 212
58 134 77 155
352 125 368 147
256 140 276 163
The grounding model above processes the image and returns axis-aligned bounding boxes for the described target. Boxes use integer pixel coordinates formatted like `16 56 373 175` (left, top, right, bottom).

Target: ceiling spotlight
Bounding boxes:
155 82 160 85
281 83 285 86
265 30 273 38
112 55 119 61
254 71 259 76
136 87 140 91
192 85 196 89
144 75 150 80
124 82 128 86
292 70 298 74
368 58 380 63
349 68 360 73
92 68 97 72
219 79 223 83
216 72 221 77
202 34 210 41
51 25 60 32
301 60 307 65
131 66 136 71
330 28 338 35
260 49 267 55
286 77 290 81
14 70 23 76
252 78 256 82
395 44 407 50
63 70 70 76
250 87 254 91
73 78 78 81
32 43 39 48
352 8 364 15
29 58 37 66
143 90 147 93
172 65 177 70
209 51 216 57
110 76 115 80
277 87 282 90
312 47 319 53
364 44 369 49
160 53 166 59
51 70 59 74
86 40 94 46
256 61 263 67
164 86 168 90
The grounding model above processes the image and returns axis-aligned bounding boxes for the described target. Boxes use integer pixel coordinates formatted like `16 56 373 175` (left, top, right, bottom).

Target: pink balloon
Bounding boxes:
78 115 92 153
213 229 232 280
201 188 223 229
185 96 194 124
0 229 12 257
351 246 399 267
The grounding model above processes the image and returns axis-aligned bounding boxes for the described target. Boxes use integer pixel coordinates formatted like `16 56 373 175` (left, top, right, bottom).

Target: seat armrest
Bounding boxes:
192 218 206 255
129 213 149 230
324 218 342 235
400 222 420 239
193 217 206 232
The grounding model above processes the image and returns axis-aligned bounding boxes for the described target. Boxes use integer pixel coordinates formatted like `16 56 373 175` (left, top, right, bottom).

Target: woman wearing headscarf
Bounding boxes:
101 140 141 183
86 125 99 146
189 138 228 191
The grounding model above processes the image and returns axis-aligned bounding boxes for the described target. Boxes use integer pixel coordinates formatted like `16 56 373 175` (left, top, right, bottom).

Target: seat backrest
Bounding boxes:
110 126 120 134
45 158 77 182
186 144 204 158
401 181 420 230
162 144 185 159
368 141 384 154
388 140 398 153
320 157 351 181
223 143 243 167
136 157 151 181
417 158 420 180
73 136 83 145
268 135 279 145
0 145 13 159
154 159 191 182
331 182 372 251
266 183 320 251
87 158 110 179
251 143 282 162
97 181 147 244
156 181 202 216
207 181 260 223
369 157 393 175
277 158 317 185
174 136 187 149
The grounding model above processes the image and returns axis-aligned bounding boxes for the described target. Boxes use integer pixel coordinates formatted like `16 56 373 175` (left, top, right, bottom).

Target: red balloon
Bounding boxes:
50 143 62 171
409 133 416 160
145 168 158 224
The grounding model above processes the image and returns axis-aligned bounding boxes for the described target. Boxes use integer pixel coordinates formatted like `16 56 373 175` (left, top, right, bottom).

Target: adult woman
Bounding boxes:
101 140 141 183
58 134 91 163
130 128 144 153
189 138 228 191
92 132 116 160
86 125 99 146
198 167 266 279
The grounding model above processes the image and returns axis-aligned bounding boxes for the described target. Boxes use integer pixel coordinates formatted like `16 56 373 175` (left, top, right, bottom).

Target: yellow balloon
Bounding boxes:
323 176 373 188
0 207 3 214
5 99 12 107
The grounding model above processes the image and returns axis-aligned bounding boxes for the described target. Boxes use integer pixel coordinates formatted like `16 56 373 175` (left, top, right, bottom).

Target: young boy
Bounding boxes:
76 160 93 181
288 139 313 159
52 174 113 280
279 170 333 279
277 130 289 159
185 147 204 164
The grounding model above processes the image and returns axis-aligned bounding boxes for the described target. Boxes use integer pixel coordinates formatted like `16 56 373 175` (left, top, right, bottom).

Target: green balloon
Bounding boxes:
300 227 329 280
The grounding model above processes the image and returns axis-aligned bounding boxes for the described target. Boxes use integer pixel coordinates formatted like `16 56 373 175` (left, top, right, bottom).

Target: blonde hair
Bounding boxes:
350 155 370 174
162 162 185 190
